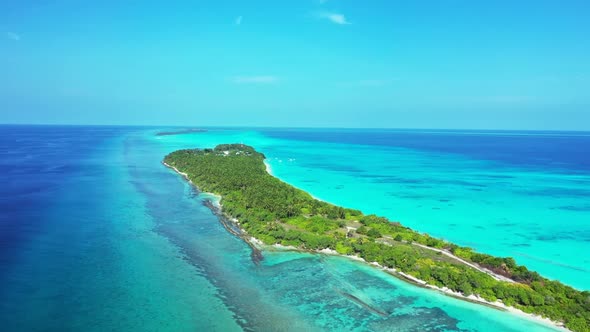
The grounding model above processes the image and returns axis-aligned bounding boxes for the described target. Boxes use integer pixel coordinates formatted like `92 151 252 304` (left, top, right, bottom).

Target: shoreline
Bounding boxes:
163 161 264 263
263 160 273 175
263 244 568 331
163 161 569 331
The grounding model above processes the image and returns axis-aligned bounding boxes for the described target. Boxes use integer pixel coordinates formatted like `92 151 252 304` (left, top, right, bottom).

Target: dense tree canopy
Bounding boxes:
165 144 589 331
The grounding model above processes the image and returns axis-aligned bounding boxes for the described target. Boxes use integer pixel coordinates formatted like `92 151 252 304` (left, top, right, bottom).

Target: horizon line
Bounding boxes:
1 123 590 133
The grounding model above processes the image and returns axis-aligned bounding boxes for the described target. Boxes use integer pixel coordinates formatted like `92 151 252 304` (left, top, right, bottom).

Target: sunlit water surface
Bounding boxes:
2 125 586 331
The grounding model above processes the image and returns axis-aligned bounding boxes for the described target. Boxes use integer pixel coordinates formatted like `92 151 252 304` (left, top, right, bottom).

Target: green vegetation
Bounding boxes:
164 144 590 331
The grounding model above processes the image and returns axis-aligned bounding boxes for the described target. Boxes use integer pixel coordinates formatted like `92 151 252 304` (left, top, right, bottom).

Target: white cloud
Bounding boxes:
4 31 20 41
479 96 536 103
448 95 537 105
232 76 278 84
358 79 389 87
337 79 394 87
317 12 350 25
235 16 243 25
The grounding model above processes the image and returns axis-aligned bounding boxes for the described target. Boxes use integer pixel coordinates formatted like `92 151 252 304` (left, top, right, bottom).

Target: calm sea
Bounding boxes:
1 125 587 331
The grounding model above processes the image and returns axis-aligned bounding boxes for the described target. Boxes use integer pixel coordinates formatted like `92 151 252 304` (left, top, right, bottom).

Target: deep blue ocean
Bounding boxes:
1 125 588 331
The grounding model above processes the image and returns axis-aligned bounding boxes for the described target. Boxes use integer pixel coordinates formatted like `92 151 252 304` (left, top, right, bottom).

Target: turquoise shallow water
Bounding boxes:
1 126 585 331
159 128 590 290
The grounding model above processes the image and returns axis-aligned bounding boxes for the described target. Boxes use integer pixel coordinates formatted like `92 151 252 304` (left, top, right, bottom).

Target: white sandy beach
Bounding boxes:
264 160 273 175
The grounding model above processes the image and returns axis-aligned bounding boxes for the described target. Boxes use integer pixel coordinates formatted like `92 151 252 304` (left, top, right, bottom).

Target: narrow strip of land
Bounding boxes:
155 128 207 136
164 144 588 332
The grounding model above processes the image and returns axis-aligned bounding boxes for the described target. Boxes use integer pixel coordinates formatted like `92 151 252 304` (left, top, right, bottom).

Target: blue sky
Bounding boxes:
1 0 589 129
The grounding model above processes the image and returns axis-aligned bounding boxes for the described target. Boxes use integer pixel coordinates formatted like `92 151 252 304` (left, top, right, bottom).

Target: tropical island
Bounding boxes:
163 144 590 332
155 128 207 136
